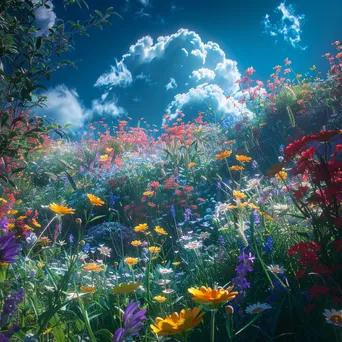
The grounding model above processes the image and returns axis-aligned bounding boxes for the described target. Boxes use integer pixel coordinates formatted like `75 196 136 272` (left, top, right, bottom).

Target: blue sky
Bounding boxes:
33 0 342 130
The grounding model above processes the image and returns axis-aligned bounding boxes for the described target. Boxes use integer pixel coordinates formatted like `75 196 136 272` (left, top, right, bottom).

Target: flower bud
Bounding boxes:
76 218 82 225
113 261 119 267
225 305 234 314
79 240 85 247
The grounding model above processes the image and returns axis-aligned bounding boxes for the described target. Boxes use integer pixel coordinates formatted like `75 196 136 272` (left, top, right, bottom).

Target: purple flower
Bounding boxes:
0 233 20 263
0 288 24 328
170 205 176 218
112 301 146 342
238 252 255 263
0 325 20 341
235 263 253 274
184 208 191 222
232 277 250 289
264 236 273 253
253 210 260 225
0 217 8 231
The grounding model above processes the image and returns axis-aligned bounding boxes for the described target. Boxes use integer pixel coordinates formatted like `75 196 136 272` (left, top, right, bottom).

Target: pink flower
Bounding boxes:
256 80 264 87
297 99 304 105
245 67 255 76
336 52 342 59
284 57 292 65
284 68 291 74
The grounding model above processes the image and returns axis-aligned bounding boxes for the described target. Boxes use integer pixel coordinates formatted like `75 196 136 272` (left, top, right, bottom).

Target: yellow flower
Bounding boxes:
32 218 41 228
87 194 105 206
261 212 273 220
49 203 75 215
154 295 167 303
230 165 244 171
150 307 204 336
43 328 53 335
216 150 232 160
131 240 142 247
148 246 161 254
112 282 142 295
17 216 27 220
82 263 105 272
188 162 196 168
143 191 154 196
296 74 302 79
0 198 8 203
38 262 45 268
80 286 96 293
7 223 14 229
275 171 288 180
100 154 109 161
8 209 18 215
188 285 238 309
155 226 168 235
105 147 113 153
134 223 148 233
125 257 139 266
236 155 252 163
172 261 181 266
233 190 246 200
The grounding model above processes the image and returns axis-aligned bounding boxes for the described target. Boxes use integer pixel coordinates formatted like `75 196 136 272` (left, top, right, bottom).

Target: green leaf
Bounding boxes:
89 215 106 223
36 37 42 50
1 112 9 127
75 319 85 332
50 314 66 342
95 10 103 17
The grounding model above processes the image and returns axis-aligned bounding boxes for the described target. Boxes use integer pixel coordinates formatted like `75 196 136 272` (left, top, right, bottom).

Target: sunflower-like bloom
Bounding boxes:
216 150 232 160
80 286 96 293
87 194 105 206
155 226 168 235
188 286 238 309
233 190 246 200
143 191 154 197
125 257 139 266
150 307 204 336
131 240 142 247
112 282 142 295
154 295 167 303
49 203 75 215
230 165 244 171
275 171 288 180
134 223 148 233
82 263 105 272
148 246 161 254
236 155 252 163
188 162 196 168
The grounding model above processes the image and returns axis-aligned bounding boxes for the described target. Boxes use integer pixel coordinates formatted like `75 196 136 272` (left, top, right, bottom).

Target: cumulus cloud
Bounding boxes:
95 28 242 122
166 83 240 120
33 85 126 130
95 60 133 88
166 78 177 90
33 0 56 37
263 2 307 50
33 85 88 129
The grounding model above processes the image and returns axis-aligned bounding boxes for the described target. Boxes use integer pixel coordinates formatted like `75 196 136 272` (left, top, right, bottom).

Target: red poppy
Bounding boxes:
309 285 329 298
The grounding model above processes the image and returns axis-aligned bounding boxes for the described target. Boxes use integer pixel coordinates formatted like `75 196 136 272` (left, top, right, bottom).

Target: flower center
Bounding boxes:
330 314 342 324
251 308 263 313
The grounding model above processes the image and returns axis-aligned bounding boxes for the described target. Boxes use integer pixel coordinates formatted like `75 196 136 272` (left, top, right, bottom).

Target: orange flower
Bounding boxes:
155 226 168 235
125 257 139 266
82 263 105 272
230 165 244 171
49 203 75 215
188 162 196 168
233 190 246 200
216 150 232 160
31 218 41 227
188 285 238 309
134 223 148 233
80 286 96 293
148 246 161 254
151 307 204 336
131 240 142 247
105 147 113 153
275 171 288 180
87 194 105 206
236 155 252 163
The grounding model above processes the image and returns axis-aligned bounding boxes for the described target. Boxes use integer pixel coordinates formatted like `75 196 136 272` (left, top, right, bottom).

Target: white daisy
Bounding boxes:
323 309 342 327
158 267 173 275
184 241 203 250
267 264 286 274
246 302 272 314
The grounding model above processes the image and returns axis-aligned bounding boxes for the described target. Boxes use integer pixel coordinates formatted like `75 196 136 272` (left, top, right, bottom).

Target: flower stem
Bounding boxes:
210 309 217 342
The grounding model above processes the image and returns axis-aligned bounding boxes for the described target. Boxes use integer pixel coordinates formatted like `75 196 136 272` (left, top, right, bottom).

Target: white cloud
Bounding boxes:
190 68 216 82
95 60 133 88
263 2 307 50
166 83 240 119
137 0 150 6
90 99 126 117
33 0 56 37
95 29 242 122
33 85 88 129
165 78 177 90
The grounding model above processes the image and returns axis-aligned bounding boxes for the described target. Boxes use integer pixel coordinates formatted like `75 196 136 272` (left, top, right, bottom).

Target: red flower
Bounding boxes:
293 186 310 201
309 285 329 298
334 216 342 228
333 239 342 252
295 268 307 280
